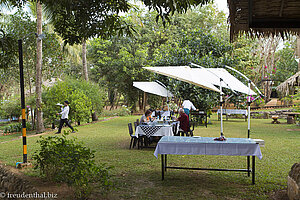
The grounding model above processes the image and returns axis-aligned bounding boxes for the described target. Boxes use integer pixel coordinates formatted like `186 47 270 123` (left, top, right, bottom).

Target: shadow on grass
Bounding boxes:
110 167 258 200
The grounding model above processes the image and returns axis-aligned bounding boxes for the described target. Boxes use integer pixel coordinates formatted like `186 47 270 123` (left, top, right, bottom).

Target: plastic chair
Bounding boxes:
178 121 195 137
187 120 195 137
128 123 139 149
173 122 179 136
134 121 138 131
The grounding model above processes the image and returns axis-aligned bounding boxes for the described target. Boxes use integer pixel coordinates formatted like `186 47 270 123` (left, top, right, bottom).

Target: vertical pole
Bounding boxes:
247 80 251 138
252 156 255 184
161 154 165 180
18 39 27 163
247 156 250 177
165 155 167 172
220 79 224 136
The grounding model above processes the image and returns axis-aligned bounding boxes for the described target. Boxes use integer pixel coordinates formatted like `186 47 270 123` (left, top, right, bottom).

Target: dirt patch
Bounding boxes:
286 129 300 131
269 189 289 200
1 164 75 199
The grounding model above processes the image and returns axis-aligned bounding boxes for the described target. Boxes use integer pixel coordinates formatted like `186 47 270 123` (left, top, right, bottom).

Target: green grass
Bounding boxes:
0 114 299 199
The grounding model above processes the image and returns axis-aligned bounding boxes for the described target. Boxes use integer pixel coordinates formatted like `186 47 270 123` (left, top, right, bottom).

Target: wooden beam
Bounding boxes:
279 0 284 17
248 0 253 27
250 18 300 28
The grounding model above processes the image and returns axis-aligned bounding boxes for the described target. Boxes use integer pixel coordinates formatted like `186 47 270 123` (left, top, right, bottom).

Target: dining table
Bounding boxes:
135 120 179 138
154 136 263 184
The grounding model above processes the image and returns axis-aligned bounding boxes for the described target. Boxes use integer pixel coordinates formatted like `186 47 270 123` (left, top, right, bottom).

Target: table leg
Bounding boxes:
161 154 164 180
165 155 167 172
252 156 255 184
247 156 250 177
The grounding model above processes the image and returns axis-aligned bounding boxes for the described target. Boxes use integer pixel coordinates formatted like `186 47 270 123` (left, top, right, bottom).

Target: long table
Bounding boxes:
217 109 248 121
154 136 262 184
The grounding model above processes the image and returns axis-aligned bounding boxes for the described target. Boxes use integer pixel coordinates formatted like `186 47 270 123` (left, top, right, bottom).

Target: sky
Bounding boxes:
214 0 229 15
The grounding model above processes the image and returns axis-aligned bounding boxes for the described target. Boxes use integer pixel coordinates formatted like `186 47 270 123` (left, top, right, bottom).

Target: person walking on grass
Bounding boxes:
55 101 75 134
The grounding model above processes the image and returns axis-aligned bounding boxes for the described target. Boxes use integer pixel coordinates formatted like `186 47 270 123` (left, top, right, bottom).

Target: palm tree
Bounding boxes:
1 0 46 133
82 38 88 81
35 0 44 133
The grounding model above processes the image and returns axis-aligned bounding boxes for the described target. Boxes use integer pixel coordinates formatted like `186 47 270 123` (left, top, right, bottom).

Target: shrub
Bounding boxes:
42 78 105 125
33 132 112 199
42 80 92 125
3 122 32 134
0 98 21 120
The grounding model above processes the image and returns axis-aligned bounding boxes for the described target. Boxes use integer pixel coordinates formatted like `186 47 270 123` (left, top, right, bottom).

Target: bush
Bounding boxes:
33 132 112 199
42 80 92 125
42 78 105 125
0 98 21 119
3 122 32 134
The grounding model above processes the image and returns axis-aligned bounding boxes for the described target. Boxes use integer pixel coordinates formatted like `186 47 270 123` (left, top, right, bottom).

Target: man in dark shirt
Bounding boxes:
177 108 189 133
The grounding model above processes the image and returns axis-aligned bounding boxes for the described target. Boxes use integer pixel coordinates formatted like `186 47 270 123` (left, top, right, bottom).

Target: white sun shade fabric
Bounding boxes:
143 66 221 93
144 66 256 95
190 68 257 95
133 82 173 97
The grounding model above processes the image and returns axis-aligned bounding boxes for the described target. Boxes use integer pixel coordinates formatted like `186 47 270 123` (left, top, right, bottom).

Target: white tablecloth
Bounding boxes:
154 136 262 159
217 109 248 116
135 124 176 138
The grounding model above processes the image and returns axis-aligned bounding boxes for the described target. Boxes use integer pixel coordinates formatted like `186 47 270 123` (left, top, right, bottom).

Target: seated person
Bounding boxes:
140 109 152 123
147 108 155 121
176 108 189 133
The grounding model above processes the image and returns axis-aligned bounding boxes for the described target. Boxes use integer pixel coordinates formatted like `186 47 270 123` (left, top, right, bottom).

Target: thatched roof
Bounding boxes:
228 0 300 41
276 71 300 96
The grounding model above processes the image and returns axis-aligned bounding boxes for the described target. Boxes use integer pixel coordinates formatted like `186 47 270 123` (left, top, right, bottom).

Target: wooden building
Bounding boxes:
228 0 300 41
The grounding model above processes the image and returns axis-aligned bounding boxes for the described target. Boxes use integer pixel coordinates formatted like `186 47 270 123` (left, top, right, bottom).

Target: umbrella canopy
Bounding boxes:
133 82 173 97
143 66 221 93
190 68 257 95
144 66 256 95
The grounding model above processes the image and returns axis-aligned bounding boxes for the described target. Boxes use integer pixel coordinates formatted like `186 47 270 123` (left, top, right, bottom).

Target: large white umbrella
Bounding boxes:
143 65 258 137
143 66 221 93
133 82 173 97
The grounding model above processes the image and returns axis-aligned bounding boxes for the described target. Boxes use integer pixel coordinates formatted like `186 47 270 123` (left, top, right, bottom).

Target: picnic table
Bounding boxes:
154 136 263 184
283 112 300 124
217 109 248 121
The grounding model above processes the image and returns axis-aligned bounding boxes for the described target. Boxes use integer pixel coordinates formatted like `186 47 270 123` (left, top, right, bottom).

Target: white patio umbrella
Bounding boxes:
143 66 221 93
144 65 258 137
133 82 173 97
133 81 173 111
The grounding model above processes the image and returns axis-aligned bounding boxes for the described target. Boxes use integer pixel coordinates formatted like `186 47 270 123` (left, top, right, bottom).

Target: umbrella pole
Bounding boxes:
247 80 251 138
220 79 224 137
167 96 169 112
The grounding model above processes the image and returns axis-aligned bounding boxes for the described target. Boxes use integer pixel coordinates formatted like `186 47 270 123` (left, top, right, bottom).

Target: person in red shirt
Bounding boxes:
176 108 189 133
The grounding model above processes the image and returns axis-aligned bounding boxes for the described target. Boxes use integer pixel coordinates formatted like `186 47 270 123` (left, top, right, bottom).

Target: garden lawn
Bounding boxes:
0 114 299 199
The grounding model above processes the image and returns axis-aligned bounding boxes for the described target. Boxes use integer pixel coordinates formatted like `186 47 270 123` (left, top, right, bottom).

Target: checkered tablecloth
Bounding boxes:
135 124 175 138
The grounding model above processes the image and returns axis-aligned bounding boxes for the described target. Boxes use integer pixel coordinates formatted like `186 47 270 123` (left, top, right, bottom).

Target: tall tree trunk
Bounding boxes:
35 0 45 133
82 39 88 81
143 92 147 112
297 36 300 71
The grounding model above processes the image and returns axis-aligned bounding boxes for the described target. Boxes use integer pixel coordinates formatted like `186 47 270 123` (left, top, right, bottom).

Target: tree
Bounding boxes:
0 10 65 128
88 3 231 110
40 0 211 81
35 0 44 133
